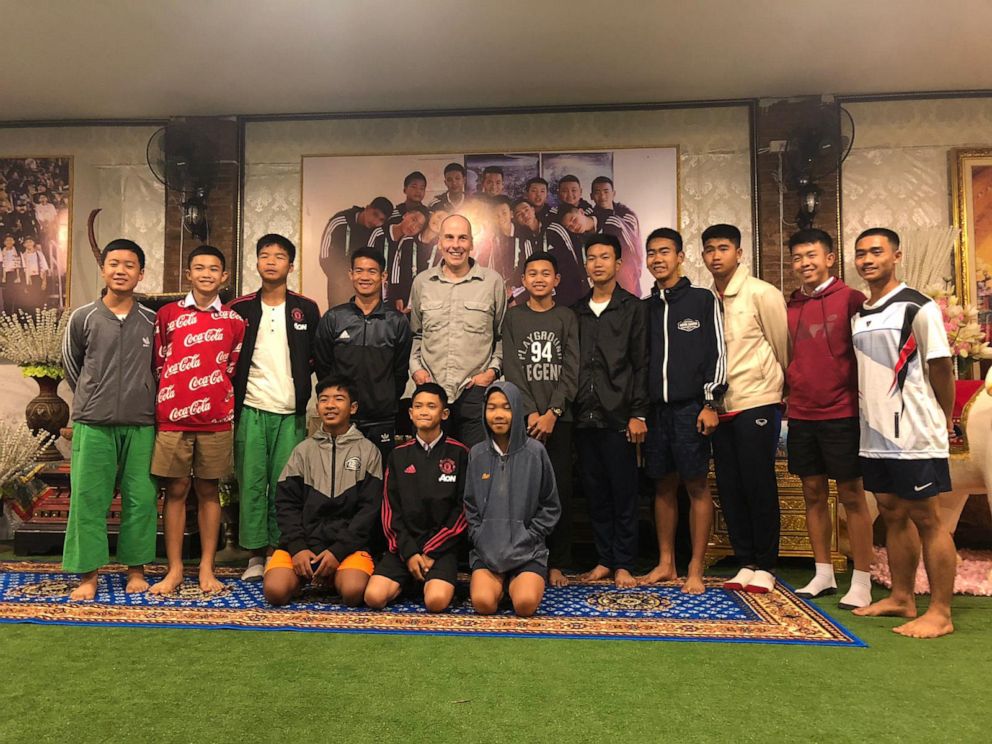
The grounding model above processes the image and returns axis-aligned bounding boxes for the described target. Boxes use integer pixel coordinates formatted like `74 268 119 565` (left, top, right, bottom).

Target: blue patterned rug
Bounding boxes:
0 562 864 646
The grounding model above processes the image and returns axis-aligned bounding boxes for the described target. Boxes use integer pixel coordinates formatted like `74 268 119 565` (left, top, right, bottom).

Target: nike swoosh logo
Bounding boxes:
914 482 933 492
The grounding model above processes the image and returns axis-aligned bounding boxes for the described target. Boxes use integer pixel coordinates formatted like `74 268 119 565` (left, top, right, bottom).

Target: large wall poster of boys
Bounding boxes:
301 147 678 312
0 156 72 315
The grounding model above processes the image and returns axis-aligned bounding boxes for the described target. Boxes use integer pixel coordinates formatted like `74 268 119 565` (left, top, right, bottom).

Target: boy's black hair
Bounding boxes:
403 171 427 188
524 250 559 272
315 375 357 401
701 224 742 249
256 233 296 263
645 227 683 253
557 174 581 187
443 162 466 176
788 228 833 252
411 382 448 408
855 227 901 248
482 166 504 177
583 232 622 260
368 196 395 216
186 244 226 270
591 176 614 189
350 247 386 271
406 204 431 220
492 195 513 209
525 177 548 189
101 238 146 269
511 197 531 210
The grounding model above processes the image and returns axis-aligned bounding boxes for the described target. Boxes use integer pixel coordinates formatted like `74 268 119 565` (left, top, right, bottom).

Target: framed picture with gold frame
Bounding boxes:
951 147 992 340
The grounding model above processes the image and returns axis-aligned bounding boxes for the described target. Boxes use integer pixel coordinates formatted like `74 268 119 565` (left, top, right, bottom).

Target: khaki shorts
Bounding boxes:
151 429 234 480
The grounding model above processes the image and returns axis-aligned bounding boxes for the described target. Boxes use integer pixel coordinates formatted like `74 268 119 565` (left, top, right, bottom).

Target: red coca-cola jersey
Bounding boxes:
154 293 246 432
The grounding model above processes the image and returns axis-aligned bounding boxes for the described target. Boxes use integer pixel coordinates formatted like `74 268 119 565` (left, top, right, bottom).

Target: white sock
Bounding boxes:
795 563 837 597
746 570 776 593
241 556 266 581
723 567 755 590
839 569 872 609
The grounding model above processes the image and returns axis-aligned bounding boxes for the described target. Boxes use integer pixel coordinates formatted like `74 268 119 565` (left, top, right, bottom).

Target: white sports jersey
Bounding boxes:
852 282 950 459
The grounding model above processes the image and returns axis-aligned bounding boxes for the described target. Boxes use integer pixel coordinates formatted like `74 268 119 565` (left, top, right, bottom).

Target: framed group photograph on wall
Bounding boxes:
301 147 679 313
952 147 992 340
0 156 72 316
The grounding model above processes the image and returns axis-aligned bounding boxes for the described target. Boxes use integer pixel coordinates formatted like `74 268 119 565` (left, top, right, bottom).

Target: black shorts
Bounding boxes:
787 417 861 481
470 558 547 582
643 400 712 480
373 550 458 589
859 457 951 500
357 420 396 459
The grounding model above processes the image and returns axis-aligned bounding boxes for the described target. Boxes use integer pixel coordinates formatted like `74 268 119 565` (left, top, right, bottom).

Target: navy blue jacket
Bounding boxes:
645 277 727 405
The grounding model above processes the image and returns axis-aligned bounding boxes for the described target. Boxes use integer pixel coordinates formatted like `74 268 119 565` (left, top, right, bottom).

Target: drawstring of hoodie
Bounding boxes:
798 287 838 359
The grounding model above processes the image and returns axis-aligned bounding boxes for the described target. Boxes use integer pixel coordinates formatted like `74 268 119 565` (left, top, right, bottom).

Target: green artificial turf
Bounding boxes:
0 560 989 743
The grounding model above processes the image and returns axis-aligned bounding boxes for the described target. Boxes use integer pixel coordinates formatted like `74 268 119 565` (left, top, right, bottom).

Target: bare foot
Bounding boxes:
199 567 225 593
852 596 917 619
577 564 612 582
681 575 706 595
69 571 98 601
614 569 637 589
125 567 149 594
149 569 184 596
548 568 569 587
636 563 677 585
893 612 954 639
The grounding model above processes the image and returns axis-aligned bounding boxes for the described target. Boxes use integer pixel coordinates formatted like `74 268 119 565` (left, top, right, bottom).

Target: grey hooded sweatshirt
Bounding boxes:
464 380 561 573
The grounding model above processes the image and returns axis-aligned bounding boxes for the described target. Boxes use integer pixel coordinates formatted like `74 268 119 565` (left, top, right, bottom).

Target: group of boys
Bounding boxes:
318 165 643 312
61 212 957 636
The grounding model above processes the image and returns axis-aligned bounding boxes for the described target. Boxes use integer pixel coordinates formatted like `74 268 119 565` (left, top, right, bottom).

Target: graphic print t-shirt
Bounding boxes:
501 303 579 421
852 282 951 459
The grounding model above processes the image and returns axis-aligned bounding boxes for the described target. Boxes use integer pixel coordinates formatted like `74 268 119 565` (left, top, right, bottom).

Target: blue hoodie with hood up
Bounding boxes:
464 380 561 573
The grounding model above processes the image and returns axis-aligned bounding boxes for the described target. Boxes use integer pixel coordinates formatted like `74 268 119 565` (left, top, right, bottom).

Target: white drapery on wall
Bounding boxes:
95 165 166 293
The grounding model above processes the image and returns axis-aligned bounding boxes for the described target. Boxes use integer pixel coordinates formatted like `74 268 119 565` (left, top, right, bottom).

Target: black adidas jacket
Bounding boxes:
314 298 412 423
646 277 728 405
381 434 469 560
572 286 649 429
228 290 321 418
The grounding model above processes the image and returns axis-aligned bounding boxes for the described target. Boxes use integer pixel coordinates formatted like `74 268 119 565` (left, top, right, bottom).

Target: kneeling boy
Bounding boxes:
466 381 560 617
263 377 383 607
364 383 469 612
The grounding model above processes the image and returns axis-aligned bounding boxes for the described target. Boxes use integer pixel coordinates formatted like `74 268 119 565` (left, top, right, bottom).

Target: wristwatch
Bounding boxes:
550 407 563 418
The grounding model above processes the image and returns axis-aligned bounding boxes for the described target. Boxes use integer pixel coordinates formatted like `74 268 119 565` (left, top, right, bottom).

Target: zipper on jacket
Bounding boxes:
893 412 900 439
331 437 337 496
116 314 125 422
661 291 669 402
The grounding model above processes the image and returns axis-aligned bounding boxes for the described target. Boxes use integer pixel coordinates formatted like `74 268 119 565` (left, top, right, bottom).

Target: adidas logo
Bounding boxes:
338 330 350 340
404 464 416 474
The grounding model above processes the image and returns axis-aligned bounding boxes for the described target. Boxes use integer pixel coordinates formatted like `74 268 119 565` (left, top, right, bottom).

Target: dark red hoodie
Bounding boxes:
786 277 866 420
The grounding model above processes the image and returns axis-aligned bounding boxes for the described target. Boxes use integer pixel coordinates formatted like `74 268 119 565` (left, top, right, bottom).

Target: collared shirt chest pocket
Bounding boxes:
421 300 447 333
462 300 492 334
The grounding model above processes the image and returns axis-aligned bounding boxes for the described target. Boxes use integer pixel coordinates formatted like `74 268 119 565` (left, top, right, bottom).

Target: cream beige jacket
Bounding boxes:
719 264 790 413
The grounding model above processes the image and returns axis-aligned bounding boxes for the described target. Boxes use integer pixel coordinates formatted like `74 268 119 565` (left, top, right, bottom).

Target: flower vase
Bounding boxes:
955 357 975 380
24 375 70 462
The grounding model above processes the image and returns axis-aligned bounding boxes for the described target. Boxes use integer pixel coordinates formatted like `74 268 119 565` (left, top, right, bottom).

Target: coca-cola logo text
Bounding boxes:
188 369 225 390
157 384 176 402
167 312 199 333
164 354 201 377
168 397 212 422
183 328 224 348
